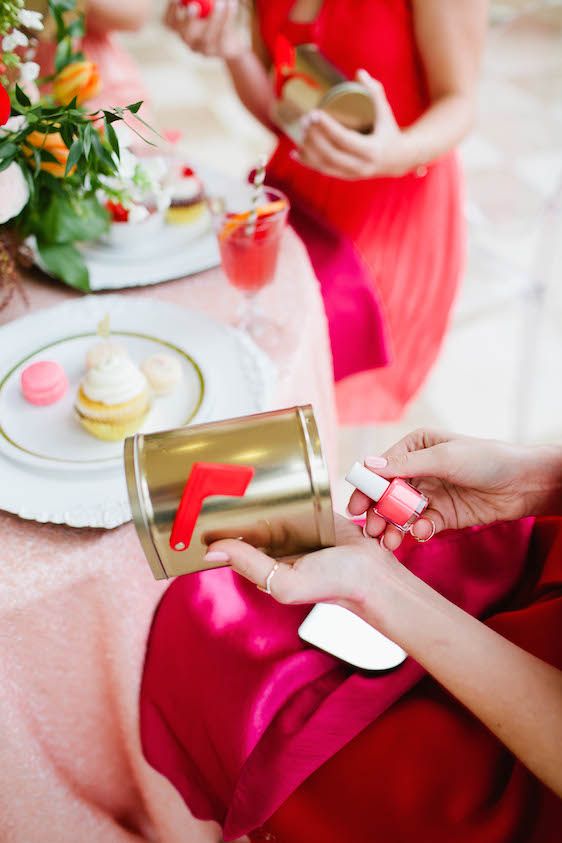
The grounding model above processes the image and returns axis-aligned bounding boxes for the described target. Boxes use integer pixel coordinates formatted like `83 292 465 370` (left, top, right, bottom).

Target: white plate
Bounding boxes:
0 295 275 528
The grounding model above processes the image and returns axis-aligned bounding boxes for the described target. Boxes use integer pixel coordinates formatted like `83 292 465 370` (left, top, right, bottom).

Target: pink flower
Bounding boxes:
0 163 30 224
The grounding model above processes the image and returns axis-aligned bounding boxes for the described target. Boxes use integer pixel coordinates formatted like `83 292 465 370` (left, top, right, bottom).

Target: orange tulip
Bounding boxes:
24 131 71 178
53 60 101 106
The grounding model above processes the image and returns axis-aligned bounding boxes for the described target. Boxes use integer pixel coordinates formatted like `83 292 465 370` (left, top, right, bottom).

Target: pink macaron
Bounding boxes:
20 360 68 406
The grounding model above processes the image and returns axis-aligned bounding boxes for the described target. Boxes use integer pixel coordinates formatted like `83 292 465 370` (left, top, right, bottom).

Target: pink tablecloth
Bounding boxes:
0 229 337 843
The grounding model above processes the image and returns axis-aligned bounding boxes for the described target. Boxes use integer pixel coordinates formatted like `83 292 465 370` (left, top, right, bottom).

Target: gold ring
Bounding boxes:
411 519 436 543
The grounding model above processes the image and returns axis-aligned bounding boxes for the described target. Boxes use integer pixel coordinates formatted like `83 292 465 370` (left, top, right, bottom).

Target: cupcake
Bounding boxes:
141 353 182 395
166 166 207 225
75 355 151 441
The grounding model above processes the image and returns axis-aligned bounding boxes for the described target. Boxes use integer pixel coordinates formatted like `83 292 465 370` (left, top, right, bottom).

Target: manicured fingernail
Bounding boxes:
187 2 199 16
204 550 231 563
365 456 387 469
308 111 321 123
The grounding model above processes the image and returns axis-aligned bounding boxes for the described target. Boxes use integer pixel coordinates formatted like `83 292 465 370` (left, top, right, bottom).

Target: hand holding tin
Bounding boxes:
295 69 412 180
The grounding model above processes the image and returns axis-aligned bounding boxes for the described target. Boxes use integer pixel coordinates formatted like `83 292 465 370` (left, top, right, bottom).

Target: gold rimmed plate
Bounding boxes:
0 331 205 472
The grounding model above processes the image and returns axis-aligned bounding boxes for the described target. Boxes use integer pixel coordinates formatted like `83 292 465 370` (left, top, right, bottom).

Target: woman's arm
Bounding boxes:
225 11 275 129
402 0 489 168
361 561 562 798
86 0 151 35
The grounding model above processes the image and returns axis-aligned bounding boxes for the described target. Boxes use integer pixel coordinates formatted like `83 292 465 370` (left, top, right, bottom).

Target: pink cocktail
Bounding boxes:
213 187 289 335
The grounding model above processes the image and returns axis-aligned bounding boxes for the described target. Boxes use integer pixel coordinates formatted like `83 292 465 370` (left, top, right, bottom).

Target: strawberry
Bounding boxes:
106 200 129 223
179 0 213 17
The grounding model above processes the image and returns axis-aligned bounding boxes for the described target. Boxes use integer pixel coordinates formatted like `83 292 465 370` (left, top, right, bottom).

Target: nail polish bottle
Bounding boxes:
346 462 428 531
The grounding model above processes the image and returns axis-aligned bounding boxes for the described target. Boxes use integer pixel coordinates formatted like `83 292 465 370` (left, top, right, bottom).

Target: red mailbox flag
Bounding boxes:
170 462 255 551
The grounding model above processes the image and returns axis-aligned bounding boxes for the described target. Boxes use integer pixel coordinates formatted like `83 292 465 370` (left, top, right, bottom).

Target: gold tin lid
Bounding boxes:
124 434 168 580
320 82 376 134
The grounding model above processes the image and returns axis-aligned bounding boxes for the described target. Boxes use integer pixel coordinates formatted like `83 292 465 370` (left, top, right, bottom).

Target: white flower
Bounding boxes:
18 8 44 31
2 29 29 52
0 162 30 224
19 60 39 82
117 148 138 180
0 115 27 134
128 204 149 224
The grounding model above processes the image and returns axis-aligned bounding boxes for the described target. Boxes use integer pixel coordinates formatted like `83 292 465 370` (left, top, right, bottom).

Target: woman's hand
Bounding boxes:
349 429 562 551
204 515 405 624
164 0 245 59
294 69 414 180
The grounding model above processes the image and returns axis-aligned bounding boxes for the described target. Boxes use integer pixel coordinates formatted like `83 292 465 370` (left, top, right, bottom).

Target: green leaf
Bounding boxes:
0 142 18 161
14 85 31 108
38 192 110 244
65 139 83 176
49 0 78 14
102 110 120 125
105 121 120 160
127 101 143 114
54 37 73 73
60 123 74 149
82 122 94 160
67 18 85 38
36 240 90 292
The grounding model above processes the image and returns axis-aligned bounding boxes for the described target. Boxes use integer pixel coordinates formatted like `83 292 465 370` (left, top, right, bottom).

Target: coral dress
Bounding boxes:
257 0 465 423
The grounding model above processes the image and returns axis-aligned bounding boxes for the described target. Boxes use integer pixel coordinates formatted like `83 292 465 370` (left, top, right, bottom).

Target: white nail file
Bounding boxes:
298 603 407 671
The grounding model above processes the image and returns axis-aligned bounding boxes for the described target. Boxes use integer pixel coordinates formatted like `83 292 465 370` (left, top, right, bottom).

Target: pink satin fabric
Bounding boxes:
140 518 535 840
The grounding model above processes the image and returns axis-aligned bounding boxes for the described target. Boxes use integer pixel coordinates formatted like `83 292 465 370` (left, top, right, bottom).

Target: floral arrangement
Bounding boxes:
0 0 152 301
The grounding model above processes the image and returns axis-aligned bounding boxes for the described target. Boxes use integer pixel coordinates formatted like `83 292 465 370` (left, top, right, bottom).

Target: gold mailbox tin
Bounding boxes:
124 405 335 580
273 43 376 144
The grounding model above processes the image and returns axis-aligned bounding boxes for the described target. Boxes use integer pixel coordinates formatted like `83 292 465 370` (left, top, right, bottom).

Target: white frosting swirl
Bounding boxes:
81 355 147 405
172 177 202 202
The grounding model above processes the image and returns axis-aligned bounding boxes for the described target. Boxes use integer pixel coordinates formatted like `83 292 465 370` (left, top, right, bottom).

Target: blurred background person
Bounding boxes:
164 0 488 424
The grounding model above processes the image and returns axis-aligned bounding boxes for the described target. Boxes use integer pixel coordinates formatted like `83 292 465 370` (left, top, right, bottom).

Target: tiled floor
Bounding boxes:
121 4 562 501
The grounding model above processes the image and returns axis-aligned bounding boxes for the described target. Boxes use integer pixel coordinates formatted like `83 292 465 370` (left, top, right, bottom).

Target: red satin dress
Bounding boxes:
252 518 562 843
257 0 465 423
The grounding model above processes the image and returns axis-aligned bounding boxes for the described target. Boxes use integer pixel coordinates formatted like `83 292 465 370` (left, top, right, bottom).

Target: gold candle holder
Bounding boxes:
124 405 335 580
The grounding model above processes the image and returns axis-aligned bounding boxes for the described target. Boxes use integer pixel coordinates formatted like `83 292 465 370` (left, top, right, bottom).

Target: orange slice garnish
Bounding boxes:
219 199 288 240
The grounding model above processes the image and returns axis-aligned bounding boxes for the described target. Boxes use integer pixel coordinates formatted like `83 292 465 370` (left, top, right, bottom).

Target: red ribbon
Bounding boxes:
273 36 322 98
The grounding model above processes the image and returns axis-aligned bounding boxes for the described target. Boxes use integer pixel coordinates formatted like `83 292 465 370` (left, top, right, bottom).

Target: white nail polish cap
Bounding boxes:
345 462 390 503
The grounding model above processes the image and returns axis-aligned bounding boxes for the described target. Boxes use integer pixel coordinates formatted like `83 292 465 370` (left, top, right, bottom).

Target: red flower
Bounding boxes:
182 166 195 177
106 201 129 223
0 82 11 127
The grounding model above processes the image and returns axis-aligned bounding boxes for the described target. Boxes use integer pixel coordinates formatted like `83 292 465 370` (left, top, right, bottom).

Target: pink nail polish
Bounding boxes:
365 456 387 469
204 550 231 564
346 462 428 532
